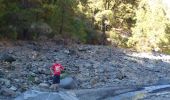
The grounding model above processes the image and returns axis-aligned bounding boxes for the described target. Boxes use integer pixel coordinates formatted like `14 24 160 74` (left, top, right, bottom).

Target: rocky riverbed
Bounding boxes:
1 41 170 100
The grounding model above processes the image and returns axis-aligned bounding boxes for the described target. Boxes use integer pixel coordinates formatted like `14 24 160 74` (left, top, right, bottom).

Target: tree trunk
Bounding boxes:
59 6 64 34
108 0 110 9
101 17 107 45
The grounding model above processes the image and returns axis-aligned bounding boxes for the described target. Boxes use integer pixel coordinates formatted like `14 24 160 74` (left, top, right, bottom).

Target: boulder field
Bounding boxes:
1 41 170 100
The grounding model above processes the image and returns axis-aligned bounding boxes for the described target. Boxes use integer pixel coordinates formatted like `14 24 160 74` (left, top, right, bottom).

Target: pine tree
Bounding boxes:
128 0 170 51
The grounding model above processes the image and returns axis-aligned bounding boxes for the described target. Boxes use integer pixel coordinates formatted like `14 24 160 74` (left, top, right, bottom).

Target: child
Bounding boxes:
50 62 64 91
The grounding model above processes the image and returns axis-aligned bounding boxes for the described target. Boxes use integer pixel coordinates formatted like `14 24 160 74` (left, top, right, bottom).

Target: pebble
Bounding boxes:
9 86 17 91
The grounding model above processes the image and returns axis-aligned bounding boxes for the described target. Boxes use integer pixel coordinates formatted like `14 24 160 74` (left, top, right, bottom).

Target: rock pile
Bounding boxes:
0 41 170 99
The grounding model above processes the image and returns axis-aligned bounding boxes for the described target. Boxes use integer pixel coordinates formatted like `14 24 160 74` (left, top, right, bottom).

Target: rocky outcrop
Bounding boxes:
14 86 137 100
0 87 17 97
12 84 170 100
15 90 78 100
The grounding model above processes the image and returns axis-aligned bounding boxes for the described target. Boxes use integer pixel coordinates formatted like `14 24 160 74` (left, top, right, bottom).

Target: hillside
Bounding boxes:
1 41 170 100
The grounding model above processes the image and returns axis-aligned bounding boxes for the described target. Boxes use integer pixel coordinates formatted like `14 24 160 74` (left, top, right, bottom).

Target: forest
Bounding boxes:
0 0 170 52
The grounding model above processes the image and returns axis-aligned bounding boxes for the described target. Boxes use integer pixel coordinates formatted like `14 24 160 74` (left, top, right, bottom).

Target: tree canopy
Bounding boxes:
0 0 170 52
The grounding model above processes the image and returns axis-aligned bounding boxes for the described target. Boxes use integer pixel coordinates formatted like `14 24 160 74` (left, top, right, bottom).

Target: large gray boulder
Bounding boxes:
60 77 77 89
15 90 78 100
0 88 16 97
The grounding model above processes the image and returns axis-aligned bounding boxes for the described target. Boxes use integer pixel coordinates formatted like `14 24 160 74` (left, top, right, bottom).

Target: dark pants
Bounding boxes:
53 75 60 84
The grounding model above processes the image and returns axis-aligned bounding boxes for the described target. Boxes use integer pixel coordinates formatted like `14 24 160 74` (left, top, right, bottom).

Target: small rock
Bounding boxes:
8 50 14 54
78 47 86 51
20 83 28 92
84 63 92 68
116 70 127 80
0 70 5 78
63 49 76 55
37 68 46 74
64 50 70 54
14 79 20 82
78 47 90 51
39 83 49 88
90 77 99 86
34 77 41 84
29 72 36 77
4 65 15 70
0 78 11 86
31 51 39 59
9 86 17 91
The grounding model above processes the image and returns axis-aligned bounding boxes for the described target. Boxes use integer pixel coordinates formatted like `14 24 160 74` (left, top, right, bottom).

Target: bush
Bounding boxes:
70 19 87 43
109 30 128 47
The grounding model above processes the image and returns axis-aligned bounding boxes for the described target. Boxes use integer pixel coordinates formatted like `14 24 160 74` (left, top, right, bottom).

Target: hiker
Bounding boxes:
50 61 64 91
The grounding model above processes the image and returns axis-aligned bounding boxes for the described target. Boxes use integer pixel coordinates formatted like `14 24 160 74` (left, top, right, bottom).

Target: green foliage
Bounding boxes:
85 29 101 44
1 0 170 53
77 0 138 45
109 30 128 47
128 0 170 51
8 31 18 40
111 0 137 29
0 0 138 43
0 0 83 40
70 19 87 43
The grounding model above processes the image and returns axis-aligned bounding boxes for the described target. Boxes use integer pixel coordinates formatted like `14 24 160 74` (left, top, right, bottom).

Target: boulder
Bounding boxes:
20 83 29 92
34 77 41 84
84 63 92 68
0 54 16 63
15 90 78 100
78 46 90 51
0 70 5 78
39 83 49 88
116 69 127 80
1 88 16 97
37 68 50 75
9 86 17 91
60 77 77 89
0 78 11 87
